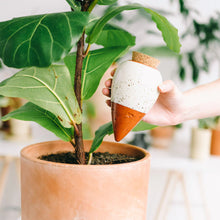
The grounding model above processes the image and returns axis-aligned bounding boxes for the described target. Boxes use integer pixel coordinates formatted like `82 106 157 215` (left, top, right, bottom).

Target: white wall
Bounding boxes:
0 1 220 220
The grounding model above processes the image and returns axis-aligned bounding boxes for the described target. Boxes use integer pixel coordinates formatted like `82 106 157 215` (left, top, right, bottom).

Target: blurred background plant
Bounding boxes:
198 116 220 129
107 0 220 83
175 0 220 82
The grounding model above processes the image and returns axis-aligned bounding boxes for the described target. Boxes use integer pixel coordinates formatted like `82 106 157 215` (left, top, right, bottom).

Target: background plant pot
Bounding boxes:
6 119 31 141
150 126 175 149
210 129 220 156
190 127 211 160
21 140 150 220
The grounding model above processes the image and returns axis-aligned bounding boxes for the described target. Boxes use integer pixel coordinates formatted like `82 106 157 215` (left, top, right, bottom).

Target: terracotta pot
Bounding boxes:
150 126 175 149
21 140 151 220
190 128 211 160
210 129 220 156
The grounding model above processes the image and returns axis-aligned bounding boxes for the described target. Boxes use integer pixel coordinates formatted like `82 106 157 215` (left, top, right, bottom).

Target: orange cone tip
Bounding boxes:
111 102 145 142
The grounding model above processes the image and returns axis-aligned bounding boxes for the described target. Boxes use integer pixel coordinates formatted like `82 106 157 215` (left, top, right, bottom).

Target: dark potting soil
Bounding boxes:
39 152 140 165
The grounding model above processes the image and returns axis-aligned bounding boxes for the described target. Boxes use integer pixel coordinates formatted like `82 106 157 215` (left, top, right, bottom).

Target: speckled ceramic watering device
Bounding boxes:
111 51 162 141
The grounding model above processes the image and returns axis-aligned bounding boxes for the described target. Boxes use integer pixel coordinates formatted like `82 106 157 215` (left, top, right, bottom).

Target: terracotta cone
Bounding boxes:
111 51 160 142
112 102 145 142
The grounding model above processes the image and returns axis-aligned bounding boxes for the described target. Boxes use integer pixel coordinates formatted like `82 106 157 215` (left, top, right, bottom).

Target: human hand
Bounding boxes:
102 68 115 107
102 69 184 126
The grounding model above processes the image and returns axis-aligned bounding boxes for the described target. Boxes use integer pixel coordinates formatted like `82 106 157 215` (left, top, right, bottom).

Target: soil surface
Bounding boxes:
39 152 140 165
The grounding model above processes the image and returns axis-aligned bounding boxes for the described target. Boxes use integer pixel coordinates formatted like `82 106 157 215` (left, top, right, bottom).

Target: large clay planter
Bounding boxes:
210 129 220 156
190 128 211 160
21 140 151 220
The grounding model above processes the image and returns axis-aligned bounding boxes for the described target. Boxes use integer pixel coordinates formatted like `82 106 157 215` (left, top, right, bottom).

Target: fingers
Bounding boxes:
105 78 112 88
102 88 111 97
103 67 116 106
103 72 114 98
158 80 175 93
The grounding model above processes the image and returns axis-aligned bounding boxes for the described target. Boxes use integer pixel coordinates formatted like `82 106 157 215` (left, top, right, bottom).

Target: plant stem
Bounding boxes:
83 44 91 57
88 0 98 12
74 32 85 164
87 153 93 165
73 0 94 164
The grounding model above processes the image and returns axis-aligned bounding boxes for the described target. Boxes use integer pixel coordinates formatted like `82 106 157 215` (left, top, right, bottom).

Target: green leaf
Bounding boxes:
90 122 113 153
2 102 74 141
90 24 136 47
90 120 157 153
85 14 99 35
144 8 181 53
0 11 89 68
87 4 139 44
98 0 117 5
132 121 157 132
64 46 129 100
0 65 81 128
87 4 181 53
64 53 77 86
86 15 135 47
65 0 81 11
139 46 178 57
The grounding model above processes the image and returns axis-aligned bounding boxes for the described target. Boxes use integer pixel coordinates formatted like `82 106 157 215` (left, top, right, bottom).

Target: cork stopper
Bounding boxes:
132 51 160 69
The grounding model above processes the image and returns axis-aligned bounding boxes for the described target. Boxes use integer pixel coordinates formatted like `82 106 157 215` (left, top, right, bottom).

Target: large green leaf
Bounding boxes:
2 102 74 142
0 65 81 128
87 23 136 47
0 11 89 68
64 46 129 100
144 8 181 53
87 4 181 53
98 0 117 5
90 122 113 153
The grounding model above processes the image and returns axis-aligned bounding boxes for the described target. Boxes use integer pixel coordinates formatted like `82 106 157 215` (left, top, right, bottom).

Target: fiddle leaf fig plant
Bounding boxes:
0 1 181 164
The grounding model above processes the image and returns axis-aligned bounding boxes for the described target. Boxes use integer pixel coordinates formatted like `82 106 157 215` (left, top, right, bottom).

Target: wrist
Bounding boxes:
172 91 191 125
177 90 198 123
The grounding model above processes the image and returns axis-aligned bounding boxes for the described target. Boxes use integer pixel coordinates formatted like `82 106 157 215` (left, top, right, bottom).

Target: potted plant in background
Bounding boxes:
210 116 220 156
190 117 217 160
0 0 181 219
149 125 179 149
0 97 31 140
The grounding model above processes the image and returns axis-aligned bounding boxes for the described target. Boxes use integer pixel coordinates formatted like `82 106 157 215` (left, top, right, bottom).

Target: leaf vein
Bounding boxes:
2 20 38 59
22 74 76 124
63 13 73 40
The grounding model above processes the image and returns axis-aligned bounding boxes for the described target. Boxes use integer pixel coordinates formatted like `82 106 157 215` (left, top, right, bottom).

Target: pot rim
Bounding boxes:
20 140 151 169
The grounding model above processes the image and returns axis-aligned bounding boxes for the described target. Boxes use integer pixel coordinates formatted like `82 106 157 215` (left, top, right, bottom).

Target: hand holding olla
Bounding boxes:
102 52 185 140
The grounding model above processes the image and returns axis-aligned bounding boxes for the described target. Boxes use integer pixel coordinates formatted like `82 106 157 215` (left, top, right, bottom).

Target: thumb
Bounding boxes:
158 80 176 94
